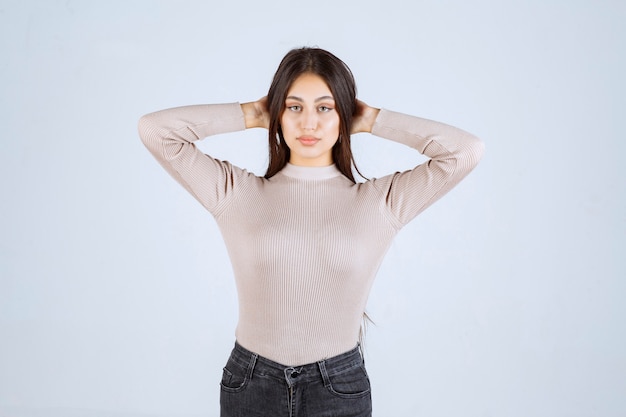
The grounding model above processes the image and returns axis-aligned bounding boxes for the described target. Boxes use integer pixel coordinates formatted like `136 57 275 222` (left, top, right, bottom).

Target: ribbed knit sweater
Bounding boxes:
138 103 483 366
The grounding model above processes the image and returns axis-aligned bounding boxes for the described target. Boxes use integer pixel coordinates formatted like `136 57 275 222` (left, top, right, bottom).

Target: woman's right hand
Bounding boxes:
241 97 270 129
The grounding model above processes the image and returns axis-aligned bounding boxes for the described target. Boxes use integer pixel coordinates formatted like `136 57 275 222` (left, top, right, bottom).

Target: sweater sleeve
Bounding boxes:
138 103 248 213
369 108 484 226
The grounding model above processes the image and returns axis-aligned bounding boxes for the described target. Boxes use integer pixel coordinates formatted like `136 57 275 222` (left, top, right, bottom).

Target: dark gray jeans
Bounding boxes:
220 342 372 417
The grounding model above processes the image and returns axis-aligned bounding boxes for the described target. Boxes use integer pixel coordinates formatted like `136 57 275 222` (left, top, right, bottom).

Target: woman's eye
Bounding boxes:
287 105 301 112
318 106 333 112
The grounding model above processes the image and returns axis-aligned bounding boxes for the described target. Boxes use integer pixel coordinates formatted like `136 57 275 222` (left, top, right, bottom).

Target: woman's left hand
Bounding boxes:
351 100 380 134
241 97 270 129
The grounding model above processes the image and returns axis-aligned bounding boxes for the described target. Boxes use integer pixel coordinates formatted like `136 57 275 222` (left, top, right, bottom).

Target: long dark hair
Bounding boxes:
264 47 362 182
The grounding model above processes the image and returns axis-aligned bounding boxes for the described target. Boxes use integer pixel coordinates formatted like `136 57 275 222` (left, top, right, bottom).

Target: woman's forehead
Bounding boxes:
286 73 333 100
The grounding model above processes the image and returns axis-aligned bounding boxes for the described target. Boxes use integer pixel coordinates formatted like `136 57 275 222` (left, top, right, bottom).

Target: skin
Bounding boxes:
240 73 380 165
281 73 340 166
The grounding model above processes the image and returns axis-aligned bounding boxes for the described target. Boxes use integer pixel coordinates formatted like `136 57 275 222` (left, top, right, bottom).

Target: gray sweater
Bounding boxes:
139 103 484 366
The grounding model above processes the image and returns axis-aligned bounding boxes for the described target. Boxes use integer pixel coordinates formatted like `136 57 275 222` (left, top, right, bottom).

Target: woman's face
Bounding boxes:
281 73 340 167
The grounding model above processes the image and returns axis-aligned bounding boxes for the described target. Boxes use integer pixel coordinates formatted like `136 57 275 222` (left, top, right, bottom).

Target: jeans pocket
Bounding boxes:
325 364 371 399
220 359 250 393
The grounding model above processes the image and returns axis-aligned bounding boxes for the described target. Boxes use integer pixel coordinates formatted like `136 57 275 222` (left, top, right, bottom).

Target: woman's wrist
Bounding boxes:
362 106 380 133
352 102 380 134
241 102 260 129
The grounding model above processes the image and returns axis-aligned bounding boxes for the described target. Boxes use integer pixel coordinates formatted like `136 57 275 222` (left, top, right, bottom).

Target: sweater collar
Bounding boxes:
279 163 342 180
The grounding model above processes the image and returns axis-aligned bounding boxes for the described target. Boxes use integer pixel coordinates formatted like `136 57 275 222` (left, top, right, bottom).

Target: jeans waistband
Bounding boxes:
229 341 364 385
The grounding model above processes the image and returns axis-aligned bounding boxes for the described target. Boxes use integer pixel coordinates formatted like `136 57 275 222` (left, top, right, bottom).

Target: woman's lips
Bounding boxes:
297 136 320 146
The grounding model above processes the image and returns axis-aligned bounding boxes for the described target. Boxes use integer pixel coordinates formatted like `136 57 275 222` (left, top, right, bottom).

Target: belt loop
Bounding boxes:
246 352 258 380
317 360 331 388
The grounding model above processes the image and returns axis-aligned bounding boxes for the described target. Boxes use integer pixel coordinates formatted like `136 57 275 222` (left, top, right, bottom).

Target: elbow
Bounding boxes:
137 113 154 146
455 134 484 175
137 112 167 152
469 135 485 166
462 132 485 168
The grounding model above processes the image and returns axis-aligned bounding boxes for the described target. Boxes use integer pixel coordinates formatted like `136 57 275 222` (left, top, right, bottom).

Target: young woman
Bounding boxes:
139 47 483 417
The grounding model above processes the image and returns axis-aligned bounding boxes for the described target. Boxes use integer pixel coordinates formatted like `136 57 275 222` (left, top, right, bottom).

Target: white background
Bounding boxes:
1 1 624 416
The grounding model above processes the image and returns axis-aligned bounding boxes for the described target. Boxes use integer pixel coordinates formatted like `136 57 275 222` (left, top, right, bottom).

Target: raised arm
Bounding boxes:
138 103 250 213
364 103 484 226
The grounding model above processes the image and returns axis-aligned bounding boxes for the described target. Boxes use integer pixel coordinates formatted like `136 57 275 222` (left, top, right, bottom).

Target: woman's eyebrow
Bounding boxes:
286 95 335 102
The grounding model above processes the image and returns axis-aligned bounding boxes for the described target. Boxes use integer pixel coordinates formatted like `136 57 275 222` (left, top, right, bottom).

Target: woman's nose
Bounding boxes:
301 110 317 131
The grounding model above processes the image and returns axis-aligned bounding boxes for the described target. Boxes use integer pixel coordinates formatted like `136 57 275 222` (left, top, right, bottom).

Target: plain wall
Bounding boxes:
1 1 624 416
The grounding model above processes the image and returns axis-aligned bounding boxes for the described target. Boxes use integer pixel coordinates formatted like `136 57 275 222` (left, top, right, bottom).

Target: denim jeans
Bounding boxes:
220 342 372 417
